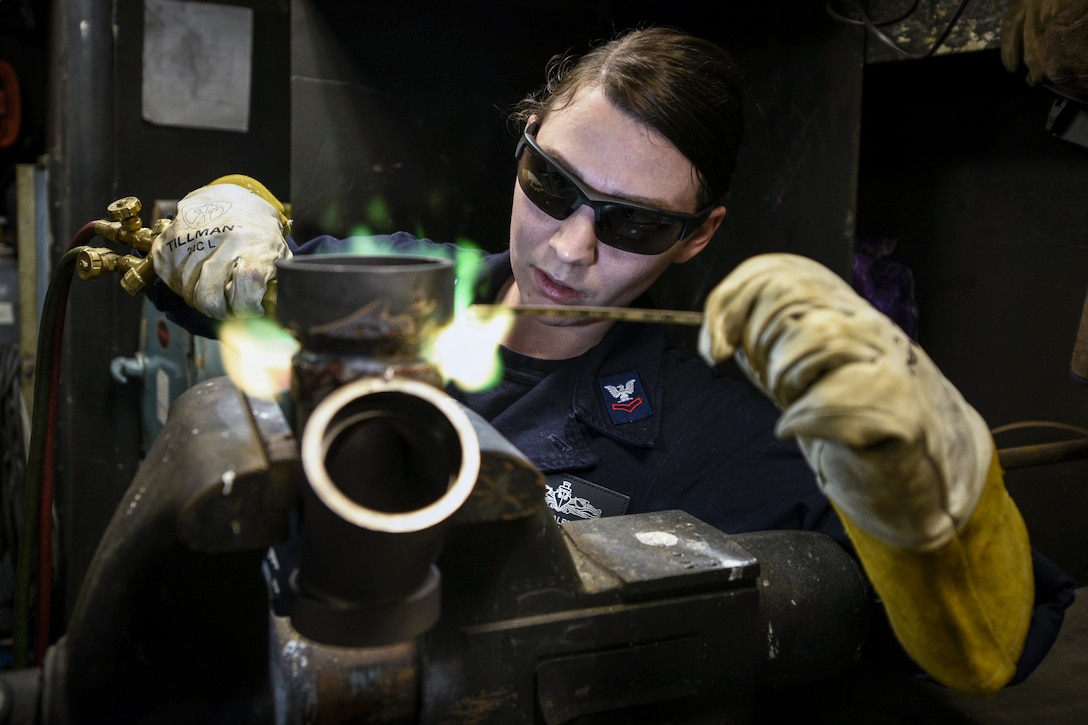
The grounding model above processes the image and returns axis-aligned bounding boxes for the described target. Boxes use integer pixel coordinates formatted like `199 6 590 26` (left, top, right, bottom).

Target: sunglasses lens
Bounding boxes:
518 147 578 220
599 206 686 254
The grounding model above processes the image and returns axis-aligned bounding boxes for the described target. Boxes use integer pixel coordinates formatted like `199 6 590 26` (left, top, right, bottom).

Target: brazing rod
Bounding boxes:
470 304 704 326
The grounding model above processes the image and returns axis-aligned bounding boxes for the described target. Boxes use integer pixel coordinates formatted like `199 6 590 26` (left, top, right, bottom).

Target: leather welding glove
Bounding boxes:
1037 0 1088 94
150 174 292 319
698 253 1033 695
1001 0 1065 86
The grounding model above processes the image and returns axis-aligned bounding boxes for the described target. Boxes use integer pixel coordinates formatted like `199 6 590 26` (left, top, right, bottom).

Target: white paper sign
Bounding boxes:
142 0 254 132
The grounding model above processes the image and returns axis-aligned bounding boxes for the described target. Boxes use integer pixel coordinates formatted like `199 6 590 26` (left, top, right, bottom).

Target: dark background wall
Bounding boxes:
2 0 1084 636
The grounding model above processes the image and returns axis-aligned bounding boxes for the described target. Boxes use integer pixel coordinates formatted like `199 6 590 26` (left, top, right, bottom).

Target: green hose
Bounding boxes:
12 248 81 668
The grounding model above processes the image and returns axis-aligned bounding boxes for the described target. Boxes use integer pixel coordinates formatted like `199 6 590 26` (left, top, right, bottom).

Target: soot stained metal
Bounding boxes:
275 254 454 429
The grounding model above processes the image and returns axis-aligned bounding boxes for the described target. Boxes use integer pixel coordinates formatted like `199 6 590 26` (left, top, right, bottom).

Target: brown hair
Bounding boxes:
512 26 746 205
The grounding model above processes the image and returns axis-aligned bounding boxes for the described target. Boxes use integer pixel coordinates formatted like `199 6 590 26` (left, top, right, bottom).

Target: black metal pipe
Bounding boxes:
291 376 480 647
273 253 479 647
998 438 1088 469
274 254 455 431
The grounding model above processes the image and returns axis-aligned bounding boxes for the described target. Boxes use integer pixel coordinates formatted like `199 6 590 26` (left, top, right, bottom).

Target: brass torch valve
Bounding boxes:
78 196 173 296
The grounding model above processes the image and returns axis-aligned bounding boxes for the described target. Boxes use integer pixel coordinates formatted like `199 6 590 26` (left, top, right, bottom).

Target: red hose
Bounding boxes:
0 59 22 149
32 223 98 663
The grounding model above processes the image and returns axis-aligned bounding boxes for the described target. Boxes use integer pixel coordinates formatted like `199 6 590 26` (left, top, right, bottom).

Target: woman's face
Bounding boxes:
506 87 724 349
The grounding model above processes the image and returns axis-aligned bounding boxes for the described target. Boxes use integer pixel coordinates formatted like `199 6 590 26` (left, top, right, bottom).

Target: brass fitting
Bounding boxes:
121 257 156 297
92 196 165 253
76 247 123 280
76 246 155 297
83 195 172 296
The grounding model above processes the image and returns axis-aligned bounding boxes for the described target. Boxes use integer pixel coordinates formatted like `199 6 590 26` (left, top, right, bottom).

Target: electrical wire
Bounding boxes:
12 223 97 668
826 0 973 59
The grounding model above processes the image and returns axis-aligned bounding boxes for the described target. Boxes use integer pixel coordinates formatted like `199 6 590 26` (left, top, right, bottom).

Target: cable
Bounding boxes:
826 0 973 59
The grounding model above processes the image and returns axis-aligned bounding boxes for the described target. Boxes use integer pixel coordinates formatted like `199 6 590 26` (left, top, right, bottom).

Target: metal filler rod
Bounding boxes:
470 304 705 326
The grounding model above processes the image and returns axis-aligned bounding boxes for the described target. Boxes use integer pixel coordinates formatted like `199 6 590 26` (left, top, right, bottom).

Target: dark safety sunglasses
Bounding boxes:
515 124 714 255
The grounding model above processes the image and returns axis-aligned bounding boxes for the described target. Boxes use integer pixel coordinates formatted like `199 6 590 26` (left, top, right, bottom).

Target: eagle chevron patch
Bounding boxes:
598 370 653 425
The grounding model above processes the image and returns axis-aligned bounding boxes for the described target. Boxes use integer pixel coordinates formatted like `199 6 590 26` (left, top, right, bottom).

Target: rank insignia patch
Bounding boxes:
598 370 652 425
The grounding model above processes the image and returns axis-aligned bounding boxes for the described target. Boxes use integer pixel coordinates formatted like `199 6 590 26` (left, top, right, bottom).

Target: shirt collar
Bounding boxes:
481 251 667 449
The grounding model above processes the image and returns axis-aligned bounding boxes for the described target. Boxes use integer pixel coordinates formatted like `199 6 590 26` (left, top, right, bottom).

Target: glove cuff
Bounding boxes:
209 174 292 236
834 449 1034 694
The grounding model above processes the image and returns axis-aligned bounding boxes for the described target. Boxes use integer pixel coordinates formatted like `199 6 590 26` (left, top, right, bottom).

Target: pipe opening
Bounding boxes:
301 377 480 534
323 398 463 514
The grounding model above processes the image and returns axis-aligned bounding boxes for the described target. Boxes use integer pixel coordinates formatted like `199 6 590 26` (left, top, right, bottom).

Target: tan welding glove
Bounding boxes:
698 253 991 550
699 253 1033 694
1001 0 1065 86
150 175 292 319
1037 0 1088 94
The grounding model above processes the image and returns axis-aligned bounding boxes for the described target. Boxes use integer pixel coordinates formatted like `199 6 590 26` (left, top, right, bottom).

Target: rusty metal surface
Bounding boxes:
289 349 443 432
274 255 454 354
272 617 419 724
454 405 547 524
275 254 454 438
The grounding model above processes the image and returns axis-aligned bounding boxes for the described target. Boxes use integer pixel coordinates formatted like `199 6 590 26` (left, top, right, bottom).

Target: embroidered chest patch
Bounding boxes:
598 370 653 425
